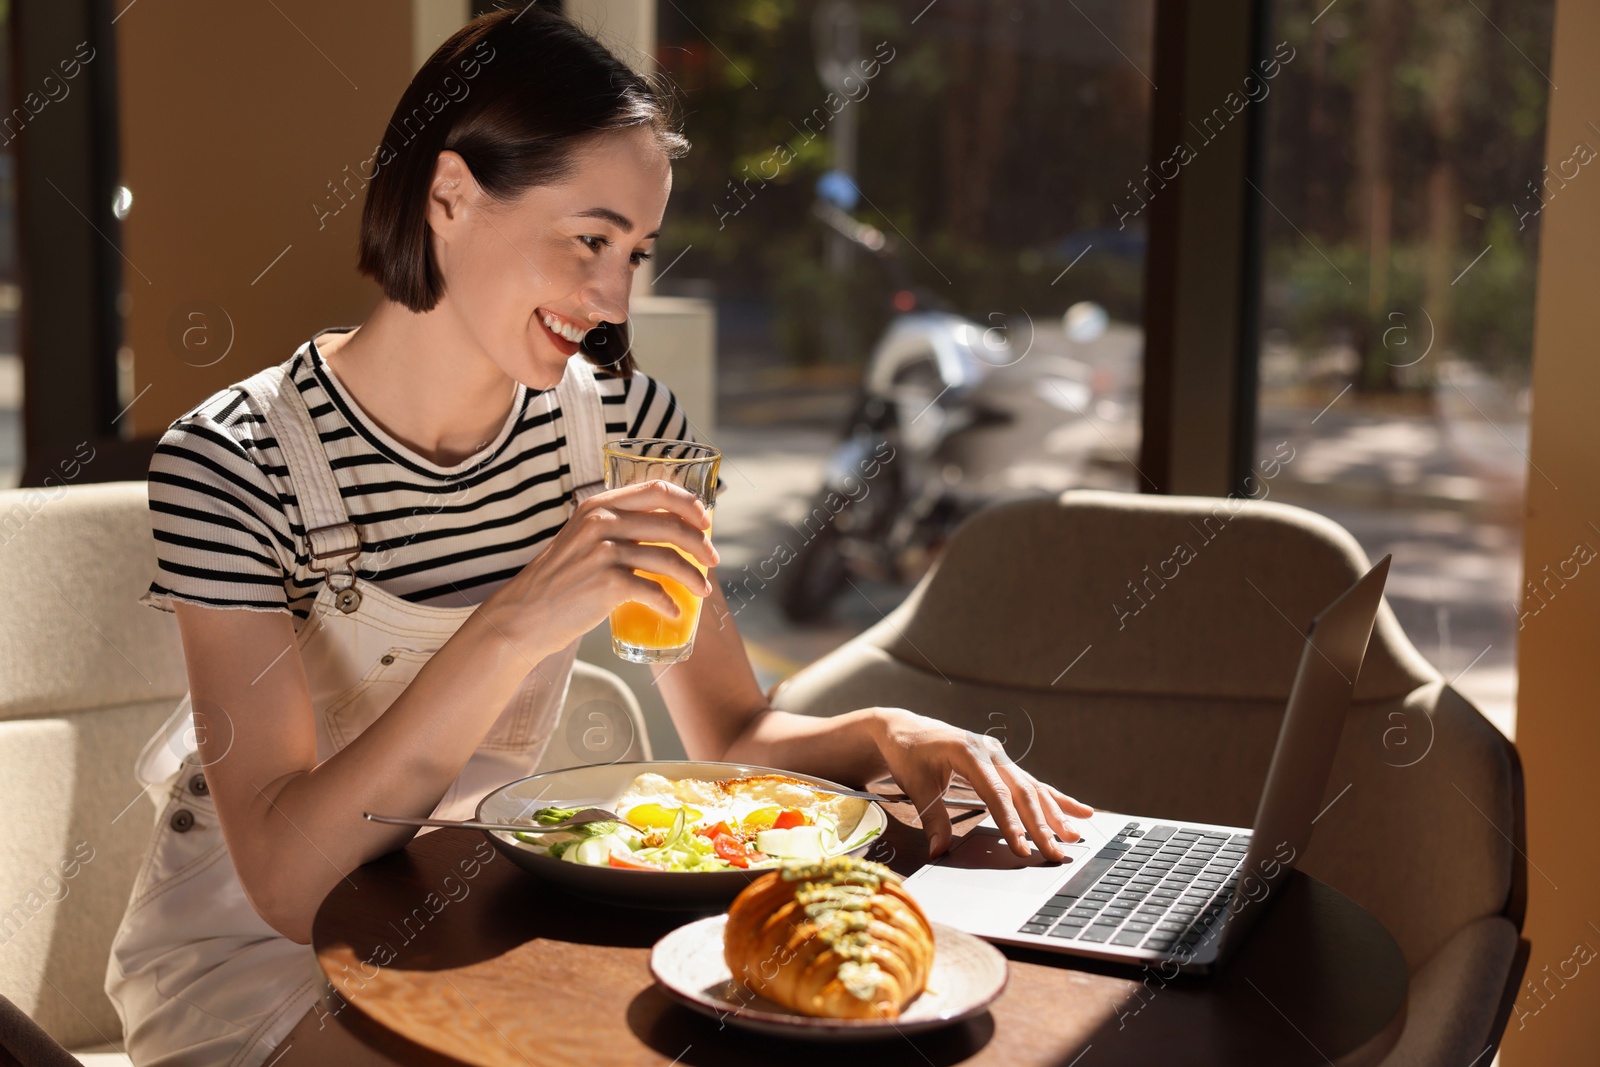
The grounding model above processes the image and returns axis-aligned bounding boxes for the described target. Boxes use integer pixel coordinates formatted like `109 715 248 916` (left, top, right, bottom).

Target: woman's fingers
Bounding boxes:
1047 785 1095 819
995 764 1070 862
614 542 714 596
1036 790 1088 838
1029 783 1083 847
958 733 1092 860
603 479 712 529
870 715 1097 866
604 509 719 568
619 573 685 619
960 752 1033 859
897 768 956 859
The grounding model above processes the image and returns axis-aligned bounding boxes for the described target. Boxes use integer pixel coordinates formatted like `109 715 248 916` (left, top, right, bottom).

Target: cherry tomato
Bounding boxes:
713 834 752 868
772 809 808 830
697 821 734 839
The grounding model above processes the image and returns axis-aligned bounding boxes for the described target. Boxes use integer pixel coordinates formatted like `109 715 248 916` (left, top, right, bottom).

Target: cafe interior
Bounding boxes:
0 1 1595 1065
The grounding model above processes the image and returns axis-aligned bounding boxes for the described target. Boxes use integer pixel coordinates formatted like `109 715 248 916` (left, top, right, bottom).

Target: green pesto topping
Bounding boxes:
773 858 904 989
778 855 898 887
837 958 887 1001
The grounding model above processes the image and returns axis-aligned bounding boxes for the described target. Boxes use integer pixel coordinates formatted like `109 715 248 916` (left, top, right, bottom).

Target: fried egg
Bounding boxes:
611 772 869 839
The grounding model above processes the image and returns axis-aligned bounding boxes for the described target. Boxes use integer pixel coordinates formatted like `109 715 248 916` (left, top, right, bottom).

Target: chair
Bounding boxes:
0 994 82 1067
0 481 648 1065
771 489 1529 1066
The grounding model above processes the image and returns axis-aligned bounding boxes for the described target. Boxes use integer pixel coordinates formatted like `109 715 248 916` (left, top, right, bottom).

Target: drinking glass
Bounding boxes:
602 439 721 664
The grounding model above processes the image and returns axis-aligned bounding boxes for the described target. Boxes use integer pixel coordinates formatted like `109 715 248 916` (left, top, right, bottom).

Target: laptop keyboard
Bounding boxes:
1017 822 1248 953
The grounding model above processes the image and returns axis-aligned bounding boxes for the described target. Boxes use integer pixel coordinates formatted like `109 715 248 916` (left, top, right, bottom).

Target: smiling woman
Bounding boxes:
105 11 709 1067
104 8 1091 1067
353 9 685 390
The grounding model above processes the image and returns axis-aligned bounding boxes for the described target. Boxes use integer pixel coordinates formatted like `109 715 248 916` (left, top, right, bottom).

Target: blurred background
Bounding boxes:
0 0 1554 741
639 0 1549 739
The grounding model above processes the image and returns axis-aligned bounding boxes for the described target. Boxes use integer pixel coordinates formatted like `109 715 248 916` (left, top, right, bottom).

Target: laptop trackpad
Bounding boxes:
905 828 1089 933
943 829 1059 869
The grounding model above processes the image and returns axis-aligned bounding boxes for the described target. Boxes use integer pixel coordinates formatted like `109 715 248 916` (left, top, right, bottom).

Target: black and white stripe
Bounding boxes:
142 334 702 622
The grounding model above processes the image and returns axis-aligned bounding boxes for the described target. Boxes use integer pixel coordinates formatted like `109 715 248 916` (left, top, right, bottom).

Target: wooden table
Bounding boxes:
293 799 1407 1067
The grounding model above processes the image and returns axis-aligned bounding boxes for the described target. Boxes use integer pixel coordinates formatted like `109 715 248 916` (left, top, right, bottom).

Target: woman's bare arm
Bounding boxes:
176 600 547 943
654 581 891 784
655 581 1093 862
181 480 715 944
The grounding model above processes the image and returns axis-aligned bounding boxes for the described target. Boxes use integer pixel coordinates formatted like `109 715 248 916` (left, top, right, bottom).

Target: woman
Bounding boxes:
107 9 1090 1066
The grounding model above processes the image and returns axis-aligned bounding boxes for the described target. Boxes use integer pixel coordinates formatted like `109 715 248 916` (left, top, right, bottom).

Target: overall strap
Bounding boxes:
554 354 610 506
135 356 363 788
238 359 362 576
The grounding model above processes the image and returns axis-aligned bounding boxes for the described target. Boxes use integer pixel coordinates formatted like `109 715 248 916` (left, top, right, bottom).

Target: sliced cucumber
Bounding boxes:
567 836 615 865
756 825 827 860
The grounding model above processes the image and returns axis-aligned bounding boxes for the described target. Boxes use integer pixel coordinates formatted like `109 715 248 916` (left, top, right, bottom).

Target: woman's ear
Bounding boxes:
425 150 477 239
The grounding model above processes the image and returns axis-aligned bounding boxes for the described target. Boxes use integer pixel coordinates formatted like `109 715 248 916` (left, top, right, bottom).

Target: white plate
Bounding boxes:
650 914 1008 1040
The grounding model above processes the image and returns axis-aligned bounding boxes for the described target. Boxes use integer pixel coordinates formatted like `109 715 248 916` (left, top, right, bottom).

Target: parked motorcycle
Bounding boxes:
777 179 1103 622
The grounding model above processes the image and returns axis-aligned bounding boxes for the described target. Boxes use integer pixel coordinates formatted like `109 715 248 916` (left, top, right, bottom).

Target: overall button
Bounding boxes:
188 772 208 796
334 587 362 613
380 654 395 666
170 809 195 833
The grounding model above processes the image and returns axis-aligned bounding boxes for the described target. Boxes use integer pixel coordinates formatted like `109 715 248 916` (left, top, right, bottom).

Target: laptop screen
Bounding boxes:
1215 555 1391 959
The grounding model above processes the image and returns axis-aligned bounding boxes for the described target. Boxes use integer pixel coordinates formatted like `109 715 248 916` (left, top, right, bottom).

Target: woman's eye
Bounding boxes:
580 235 652 265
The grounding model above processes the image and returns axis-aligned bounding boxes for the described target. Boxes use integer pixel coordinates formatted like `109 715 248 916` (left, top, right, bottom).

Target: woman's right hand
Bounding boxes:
484 478 718 654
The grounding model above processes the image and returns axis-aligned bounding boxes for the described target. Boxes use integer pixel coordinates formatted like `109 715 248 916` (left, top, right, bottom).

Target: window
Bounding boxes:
0 3 20 488
654 0 1155 662
1253 0 1556 735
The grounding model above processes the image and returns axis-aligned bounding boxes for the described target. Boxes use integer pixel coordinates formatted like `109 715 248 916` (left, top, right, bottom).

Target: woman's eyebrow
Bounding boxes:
572 206 659 239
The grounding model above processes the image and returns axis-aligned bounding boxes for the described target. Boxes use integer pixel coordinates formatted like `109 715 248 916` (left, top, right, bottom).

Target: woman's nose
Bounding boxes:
580 270 630 324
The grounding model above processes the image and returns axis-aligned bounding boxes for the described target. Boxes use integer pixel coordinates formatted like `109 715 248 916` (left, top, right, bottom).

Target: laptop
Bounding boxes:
903 555 1391 975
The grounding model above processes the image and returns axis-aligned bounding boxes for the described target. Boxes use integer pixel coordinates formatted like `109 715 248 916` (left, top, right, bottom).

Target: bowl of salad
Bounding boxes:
476 761 889 906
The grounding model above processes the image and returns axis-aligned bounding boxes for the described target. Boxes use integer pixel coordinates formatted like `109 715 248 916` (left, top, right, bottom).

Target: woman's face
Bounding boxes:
428 126 671 390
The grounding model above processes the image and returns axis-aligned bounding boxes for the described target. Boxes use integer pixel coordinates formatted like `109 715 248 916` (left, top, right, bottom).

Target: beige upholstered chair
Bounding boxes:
0 481 648 1065
772 489 1528 1066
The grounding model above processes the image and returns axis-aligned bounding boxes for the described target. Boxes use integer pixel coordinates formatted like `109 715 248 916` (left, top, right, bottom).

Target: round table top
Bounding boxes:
300 798 1407 1067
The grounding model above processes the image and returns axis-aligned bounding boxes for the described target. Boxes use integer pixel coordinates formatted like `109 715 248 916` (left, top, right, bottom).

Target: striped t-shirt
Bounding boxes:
141 328 703 622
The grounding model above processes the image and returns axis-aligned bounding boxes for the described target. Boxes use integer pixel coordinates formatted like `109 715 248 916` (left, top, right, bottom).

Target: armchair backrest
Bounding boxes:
0 481 649 1051
772 490 1523 970
0 482 185 1049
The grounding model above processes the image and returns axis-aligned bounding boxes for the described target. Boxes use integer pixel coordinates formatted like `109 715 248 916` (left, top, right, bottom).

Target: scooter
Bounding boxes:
776 181 1100 622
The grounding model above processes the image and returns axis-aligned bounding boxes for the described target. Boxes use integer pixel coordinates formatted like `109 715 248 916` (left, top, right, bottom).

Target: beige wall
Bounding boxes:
1503 0 1600 1059
567 0 660 297
412 0 471 73
116 0 720 435
116 2 416 434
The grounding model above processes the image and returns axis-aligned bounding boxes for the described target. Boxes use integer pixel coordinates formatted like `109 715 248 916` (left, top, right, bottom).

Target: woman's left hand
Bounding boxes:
870 706 1093 862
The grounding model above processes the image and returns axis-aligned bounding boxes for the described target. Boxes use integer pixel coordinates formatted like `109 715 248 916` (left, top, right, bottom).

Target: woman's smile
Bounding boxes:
533 305 589 357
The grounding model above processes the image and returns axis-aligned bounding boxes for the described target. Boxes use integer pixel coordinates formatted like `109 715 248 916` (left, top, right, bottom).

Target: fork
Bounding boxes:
363 807 623 835
822 784 988 811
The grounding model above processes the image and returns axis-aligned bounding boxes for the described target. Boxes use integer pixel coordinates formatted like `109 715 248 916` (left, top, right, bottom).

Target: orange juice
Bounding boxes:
609 528 710 657
601 440 721 664
610 543 707 649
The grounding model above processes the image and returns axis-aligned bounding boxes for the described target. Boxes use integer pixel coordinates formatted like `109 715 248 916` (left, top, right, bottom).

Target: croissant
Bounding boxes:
723 856 935 1020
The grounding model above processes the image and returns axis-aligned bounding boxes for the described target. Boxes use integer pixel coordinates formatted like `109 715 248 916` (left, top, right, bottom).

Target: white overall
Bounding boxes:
106 353 614 1067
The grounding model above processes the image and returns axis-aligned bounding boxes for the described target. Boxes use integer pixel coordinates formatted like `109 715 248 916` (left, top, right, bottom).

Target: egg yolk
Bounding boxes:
626 802 701 830
741 807 782 832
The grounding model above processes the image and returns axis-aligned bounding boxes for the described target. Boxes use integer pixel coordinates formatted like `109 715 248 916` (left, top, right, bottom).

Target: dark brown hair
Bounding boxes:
357 6 688 377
